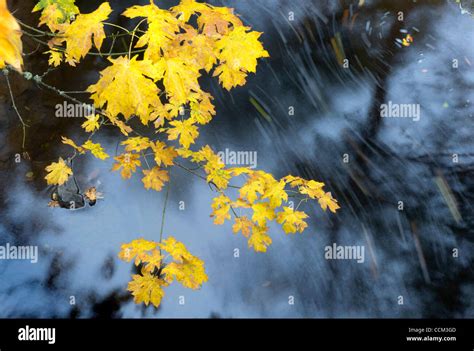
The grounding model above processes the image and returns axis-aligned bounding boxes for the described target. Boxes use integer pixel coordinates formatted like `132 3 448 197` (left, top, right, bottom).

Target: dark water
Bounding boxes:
0 0 473 318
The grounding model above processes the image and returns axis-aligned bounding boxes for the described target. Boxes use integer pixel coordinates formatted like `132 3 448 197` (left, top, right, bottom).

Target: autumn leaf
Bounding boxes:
118 238 157 265
248 225 271 252
87 56 163 124
61 136 84 153
44 157 73 185
196 4 242 36
166 119 199 148
214 26 269 90
152 141 177 167
262 178 288 208
232 216 252 237
189 91 215 124
276 207 308 234
128 272 167 307
318 192 340 213
251 202 275 227
140 249 163 273
121 136 152 153
299 179 325 199
81 114 100 132
123 2 180 62
210 194 231 225
38 4 66 32
61 2 112 65
240 173 265 203
159 236 208 289
142 167 169 191
159 56 202 106
33 0 79 25
112 152 141 179
82 140 109 160
0 0 23 72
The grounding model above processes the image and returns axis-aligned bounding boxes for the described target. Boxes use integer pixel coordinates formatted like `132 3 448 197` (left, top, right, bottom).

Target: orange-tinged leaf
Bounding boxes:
112 152 141 179
318 192 340 213
232 216 252 237
152 141 177 167
142 167 169 191
0 0 23 72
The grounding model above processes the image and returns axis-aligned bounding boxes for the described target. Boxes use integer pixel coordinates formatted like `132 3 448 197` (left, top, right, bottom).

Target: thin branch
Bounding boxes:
159 178 171 245
3 69 28 150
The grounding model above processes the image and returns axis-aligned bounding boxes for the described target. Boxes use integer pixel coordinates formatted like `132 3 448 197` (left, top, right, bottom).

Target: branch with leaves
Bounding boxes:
1 0 340 309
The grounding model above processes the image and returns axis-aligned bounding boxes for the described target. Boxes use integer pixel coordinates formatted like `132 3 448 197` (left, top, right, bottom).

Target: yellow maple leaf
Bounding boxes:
251 202 275 227
318 192 340 213
207 168 231 190
44 157 73 185
61 2 112 65
118 238 157 265
276 207 308 234
142 167 169 191
112 152 141 179
152 141 177 167
81 114 100 132
232 216 252 237
197 4 242 36
128 272 167 307
37 3 72 32
87 56 163 124
159 237 190 261
214 26 269 90
162 259 208 290
171 0 208 22
299 179 325 199
248 225 271 252
61 136 85 153
210 194 231 225
140 249 163 273
158 236 208 289
123 1 180 63
0 0 23 72
159 56 201 106
121 136 152 153
262 178 288 208
282 175 305 188
166 119 199 148
240 173 265 203
82 140 109 160
189 91 215 124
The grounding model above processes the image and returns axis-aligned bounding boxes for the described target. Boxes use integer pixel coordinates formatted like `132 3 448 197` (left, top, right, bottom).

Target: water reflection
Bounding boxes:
0 0 473 318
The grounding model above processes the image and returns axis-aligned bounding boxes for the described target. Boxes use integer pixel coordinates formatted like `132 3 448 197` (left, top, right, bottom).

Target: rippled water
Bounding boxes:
0 0 473 318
